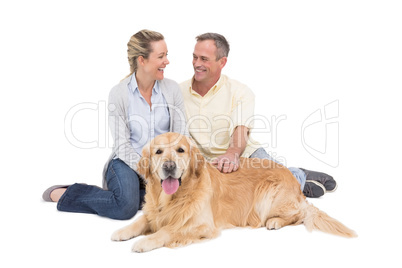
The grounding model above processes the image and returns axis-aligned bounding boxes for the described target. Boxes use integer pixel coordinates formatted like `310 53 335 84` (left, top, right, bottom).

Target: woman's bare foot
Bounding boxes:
50 188 67 202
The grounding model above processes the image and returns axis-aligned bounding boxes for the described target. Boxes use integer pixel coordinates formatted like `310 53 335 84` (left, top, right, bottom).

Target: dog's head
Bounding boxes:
138 132 205 195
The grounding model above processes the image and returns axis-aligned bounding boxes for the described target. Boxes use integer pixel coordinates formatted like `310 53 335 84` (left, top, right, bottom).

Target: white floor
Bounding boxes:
2 1 401 267
4 158 399 268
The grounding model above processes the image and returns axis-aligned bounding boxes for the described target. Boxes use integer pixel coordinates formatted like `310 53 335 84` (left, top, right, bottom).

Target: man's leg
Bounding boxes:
249 147 333 198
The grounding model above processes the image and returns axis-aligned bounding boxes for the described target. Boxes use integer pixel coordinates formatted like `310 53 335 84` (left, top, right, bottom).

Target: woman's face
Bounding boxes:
141 40 169 81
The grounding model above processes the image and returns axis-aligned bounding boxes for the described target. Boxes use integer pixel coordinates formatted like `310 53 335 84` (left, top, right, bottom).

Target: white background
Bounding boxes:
1 0 401 267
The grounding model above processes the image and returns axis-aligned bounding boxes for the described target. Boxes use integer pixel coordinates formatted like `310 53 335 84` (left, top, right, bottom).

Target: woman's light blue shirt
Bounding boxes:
127 75 170 155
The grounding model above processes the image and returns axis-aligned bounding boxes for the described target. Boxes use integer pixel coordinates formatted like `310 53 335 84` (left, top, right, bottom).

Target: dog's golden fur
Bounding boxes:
112 133 356 252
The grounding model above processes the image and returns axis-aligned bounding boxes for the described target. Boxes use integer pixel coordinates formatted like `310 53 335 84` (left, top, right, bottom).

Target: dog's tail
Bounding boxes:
303 202 357 238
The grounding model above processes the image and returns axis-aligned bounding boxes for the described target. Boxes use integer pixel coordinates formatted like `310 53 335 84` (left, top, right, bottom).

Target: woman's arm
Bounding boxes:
171 82 189 136
108 87 141 171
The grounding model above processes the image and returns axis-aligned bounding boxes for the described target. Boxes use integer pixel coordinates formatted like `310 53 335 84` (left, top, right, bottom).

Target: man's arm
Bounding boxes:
211 125 249 173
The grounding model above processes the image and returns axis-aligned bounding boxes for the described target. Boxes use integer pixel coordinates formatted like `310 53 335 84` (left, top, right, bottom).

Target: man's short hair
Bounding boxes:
196 33 230 60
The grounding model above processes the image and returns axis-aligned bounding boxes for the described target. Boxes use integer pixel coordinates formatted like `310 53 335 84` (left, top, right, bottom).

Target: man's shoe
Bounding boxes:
303 180 326 198
300 168 337 193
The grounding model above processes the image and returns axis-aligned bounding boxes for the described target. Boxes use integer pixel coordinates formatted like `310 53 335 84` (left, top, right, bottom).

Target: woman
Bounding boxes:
42 30 187 220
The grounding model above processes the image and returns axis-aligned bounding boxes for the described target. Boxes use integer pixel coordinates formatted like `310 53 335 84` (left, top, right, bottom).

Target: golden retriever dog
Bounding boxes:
111 132 356 252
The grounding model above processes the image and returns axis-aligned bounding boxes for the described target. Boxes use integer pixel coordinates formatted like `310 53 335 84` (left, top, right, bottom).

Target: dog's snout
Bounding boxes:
163 161 176 172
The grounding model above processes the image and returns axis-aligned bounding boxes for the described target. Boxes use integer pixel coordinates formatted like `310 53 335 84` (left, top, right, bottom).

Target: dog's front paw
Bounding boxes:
266 218 285 230
132 237 161 253
111 227 136 242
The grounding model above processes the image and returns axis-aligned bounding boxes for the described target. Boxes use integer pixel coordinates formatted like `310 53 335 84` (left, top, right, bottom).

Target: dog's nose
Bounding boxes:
163 161 176 172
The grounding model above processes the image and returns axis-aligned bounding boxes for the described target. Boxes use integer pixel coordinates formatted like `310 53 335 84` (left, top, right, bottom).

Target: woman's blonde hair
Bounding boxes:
125 29 164 78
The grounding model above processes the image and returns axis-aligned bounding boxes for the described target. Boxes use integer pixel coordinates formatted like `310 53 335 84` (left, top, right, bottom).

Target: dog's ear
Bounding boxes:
185 136 205 177
137 142 151 180
193 148 205 177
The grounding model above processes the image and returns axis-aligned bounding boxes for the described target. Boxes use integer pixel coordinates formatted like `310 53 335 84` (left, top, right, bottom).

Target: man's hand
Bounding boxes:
211 149 240 173
211 125 249 173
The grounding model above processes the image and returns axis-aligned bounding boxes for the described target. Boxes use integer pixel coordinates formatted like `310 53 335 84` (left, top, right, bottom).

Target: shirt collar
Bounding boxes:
189 75 224 96
129 73 160 94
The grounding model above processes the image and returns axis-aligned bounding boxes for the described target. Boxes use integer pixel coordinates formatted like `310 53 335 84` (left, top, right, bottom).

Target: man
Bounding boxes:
180 33 337 198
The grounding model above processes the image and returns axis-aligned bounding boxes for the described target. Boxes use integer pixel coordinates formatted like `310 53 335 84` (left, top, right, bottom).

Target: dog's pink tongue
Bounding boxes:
161 177 180 195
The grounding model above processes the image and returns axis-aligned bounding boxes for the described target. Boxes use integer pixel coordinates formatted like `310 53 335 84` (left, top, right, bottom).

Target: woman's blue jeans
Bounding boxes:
57 158 145 220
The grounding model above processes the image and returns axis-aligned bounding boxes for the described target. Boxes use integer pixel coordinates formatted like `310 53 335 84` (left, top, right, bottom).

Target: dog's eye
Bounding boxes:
177 148 185 153
155 149 163 154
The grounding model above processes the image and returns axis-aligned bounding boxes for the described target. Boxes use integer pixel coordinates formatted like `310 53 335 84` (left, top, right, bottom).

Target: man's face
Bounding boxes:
192 40 226 84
